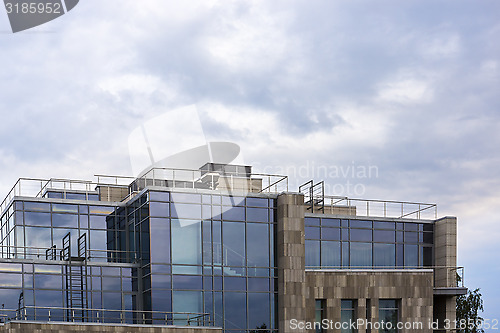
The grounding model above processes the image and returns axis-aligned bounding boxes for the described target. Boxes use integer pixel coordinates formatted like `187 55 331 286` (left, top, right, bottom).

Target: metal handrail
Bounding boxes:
305 265 465 286
0 245 138 263
315 195 437 219
0 305 213 326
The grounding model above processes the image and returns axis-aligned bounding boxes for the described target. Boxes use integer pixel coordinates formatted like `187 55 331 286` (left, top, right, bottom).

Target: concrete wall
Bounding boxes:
0 321 221 333
305 270 434 333
433 216 458 332
277 193 306 333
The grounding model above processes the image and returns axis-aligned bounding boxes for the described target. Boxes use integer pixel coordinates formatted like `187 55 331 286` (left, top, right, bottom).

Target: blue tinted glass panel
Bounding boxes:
224 292 247 329
246 197 268 207
212 221 222 265
172 275 203 290
305 240 320 267
89 215 106 229
396 231 404 242
423 224 433 232
247 223 269 267
171 220 201 266
247 277 269 292
24 202 50 212
405 232 418 243
221 196 245 206
173 291 202 323
350 242 372 268
34 274 62 289
202 205 212 219
0 273 22 287
224 276 246 291
321 241 341 267
150 202 170 217
322 218 340 227
404 245 418 267
202 221 212 265
66 193 87 200
52 204 78 213
246 208 268 222
223 207 245 221
102 277 121 291
46 192 63 199
25 227 51 249
223 222 245 266
90 230 106 251
152 291 172 312
149 191 170 202
423 233 433 244
423 247 433 266
52 213 78 228
248 293 270 330
405 223 418 231
151 264 171 274
212 206 222 220
350 220 372 229
150 218 170 263
24 212 51 226
35 290 63 307
170 193 201 204
396 244 404 267
305 218 320 226
89 206 114 215
321 227 340 241
340 242 348 267
350 229 372 242
373 221 395 229
373 244 395 267
172 265 202 275
171 203 201 220
341 229 349 241
305 227 320 239
373 230 395 242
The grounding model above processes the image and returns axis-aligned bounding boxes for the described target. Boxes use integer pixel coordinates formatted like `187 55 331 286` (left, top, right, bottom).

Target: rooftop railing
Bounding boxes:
0 306 213 327
133 167 288 194
309 195 437 220
305 266 464 287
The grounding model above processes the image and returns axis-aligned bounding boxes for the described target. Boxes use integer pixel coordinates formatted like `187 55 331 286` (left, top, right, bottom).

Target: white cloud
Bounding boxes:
377 78 434 104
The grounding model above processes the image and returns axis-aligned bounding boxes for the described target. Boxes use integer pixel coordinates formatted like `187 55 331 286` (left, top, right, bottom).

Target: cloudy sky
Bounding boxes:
1 0 499 321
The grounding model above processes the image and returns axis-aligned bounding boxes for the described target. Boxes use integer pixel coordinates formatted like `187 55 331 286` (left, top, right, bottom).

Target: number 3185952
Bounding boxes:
5 2 62 14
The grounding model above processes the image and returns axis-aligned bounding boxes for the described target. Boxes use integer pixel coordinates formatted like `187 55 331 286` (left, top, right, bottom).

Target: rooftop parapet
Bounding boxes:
0 164 289 216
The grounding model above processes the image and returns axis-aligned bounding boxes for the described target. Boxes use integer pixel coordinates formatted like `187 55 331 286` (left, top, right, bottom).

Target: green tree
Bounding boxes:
456 274 484 333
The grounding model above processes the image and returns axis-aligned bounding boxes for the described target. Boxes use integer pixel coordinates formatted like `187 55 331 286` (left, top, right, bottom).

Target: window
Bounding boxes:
341 299 357 333
315 299 326 333
379 299 399 333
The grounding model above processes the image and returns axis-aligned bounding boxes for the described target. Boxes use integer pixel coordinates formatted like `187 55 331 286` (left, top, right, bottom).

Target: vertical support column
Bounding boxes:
277 193 306 333
434 216 457 332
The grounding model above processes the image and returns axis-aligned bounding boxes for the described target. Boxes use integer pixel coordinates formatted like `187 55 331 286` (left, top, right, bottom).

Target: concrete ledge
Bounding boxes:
434 287 468 296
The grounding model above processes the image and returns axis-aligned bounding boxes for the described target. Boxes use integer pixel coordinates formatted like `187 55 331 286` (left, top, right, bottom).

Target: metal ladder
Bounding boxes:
299 180 325 213
62 232 88 322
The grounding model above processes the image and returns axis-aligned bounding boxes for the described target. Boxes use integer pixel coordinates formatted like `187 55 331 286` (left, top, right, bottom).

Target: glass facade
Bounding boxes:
118 190 278 333
305 217 433 268
0 189 277 333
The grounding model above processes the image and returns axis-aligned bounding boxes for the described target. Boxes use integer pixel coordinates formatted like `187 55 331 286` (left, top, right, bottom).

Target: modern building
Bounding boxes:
0 163 465 332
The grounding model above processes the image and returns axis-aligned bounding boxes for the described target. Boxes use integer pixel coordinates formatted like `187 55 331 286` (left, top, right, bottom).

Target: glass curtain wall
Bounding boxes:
305 217 433 269
136 190 278 333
